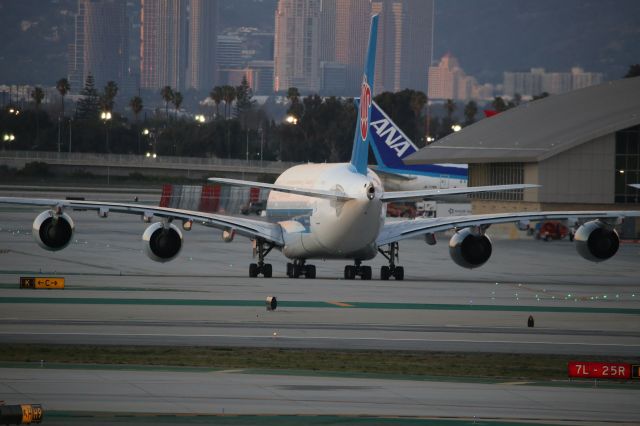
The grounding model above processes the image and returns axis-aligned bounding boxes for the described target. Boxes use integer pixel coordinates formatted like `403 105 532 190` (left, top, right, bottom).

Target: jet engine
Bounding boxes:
448 228 492 269
32 210 75 251
142 222 183 262
574 220 619 262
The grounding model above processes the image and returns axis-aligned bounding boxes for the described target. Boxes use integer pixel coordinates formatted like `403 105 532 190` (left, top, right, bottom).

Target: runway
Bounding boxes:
0 206 639 356
1 202 640 423
2 366 640 424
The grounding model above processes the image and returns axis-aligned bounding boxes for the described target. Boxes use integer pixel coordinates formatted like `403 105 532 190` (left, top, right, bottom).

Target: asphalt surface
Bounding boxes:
2 367 640 424
1 198 640 424
0 206 639 356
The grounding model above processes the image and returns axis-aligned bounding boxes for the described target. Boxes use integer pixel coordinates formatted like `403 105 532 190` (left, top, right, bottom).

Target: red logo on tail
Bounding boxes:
360 76 371 141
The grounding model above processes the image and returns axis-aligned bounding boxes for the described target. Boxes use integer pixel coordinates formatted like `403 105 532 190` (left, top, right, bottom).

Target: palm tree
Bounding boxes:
463 100 478 125
55 78 70 118
103 81 118 111
129 96 144 154
221 85 236 119
172 91 183 119
444 99 456 122
56 78 71 153
409 91 427 119
160 86 174 119
31 86 45 146
210 86 223 119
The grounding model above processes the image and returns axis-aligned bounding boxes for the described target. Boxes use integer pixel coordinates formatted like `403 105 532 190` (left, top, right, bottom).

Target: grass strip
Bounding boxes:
1 344 638 382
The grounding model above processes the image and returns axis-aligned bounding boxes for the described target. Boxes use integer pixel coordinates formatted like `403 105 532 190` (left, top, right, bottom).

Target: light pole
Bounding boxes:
258 126 264 168
100 111 112 153
143 128 157 158
2 133 15 151
68 117 73 153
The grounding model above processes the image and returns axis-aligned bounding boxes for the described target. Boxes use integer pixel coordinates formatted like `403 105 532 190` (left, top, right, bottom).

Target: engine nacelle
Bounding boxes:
448 228 492 269
574 220 619 262
142 222 183 262
32 210 75 251
222 228 235 243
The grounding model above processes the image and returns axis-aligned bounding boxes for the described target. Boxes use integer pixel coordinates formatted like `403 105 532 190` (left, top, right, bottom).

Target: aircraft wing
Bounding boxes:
209 178 355 201
380 184 540 202
376 210 640 246
0 197 284 245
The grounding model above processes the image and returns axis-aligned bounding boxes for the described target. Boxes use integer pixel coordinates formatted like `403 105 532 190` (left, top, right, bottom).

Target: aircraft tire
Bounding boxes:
263 263 272 278
361 266 372 280
305 265 316 279
344 265 356 280
249 263 259 278
380 266 390 280
394 266 404 281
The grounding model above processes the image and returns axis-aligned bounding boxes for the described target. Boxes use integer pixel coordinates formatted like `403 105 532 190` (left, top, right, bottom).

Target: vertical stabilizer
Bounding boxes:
350 14 379 175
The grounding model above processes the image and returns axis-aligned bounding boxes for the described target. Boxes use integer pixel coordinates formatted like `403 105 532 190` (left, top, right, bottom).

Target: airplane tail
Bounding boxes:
369 100 468 180
349 14 378 175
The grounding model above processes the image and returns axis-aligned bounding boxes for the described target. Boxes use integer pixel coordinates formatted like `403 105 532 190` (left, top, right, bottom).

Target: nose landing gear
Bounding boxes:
378 242 404 280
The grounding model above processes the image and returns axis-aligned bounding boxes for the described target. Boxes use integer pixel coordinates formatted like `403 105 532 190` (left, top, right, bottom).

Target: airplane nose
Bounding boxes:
366 182 375 200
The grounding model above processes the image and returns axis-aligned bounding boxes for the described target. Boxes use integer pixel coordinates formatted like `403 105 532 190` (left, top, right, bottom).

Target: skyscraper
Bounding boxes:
273 0 321 93
371 0 434 94
334 0 371 95
140 0 187 91
187 0 218 92
68 0 130 94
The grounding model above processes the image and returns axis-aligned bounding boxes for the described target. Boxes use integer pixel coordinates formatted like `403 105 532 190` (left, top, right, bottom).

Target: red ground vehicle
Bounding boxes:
386 203 417 218
531 221 572 241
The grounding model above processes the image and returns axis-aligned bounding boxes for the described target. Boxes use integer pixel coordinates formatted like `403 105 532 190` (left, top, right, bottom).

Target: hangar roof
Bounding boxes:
405 76 640 164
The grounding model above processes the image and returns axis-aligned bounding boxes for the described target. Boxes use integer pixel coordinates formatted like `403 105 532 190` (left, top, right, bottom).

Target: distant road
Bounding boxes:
0 150 296 179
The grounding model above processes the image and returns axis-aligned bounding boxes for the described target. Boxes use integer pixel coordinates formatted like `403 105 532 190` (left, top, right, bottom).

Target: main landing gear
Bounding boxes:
249 238 274 278
378 242 404 280
344 260 372 280
286 259 316 279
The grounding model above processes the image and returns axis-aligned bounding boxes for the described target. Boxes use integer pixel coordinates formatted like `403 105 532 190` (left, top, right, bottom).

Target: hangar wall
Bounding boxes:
538 134 615 204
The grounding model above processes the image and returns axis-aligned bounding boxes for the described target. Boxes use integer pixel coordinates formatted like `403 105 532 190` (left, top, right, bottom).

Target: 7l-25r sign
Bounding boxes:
568 361 636 379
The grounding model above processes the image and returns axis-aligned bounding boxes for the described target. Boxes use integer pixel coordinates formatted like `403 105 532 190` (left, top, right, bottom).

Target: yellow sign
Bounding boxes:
20 277 65 289
21 404 44 424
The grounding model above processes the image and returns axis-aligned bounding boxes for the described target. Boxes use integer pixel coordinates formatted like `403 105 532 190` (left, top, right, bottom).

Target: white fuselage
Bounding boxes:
380 173 467 191
266 163 384 260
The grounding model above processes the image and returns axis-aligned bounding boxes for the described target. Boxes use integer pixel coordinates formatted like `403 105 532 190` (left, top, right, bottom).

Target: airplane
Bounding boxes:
368 100 468 192
0 15 637 282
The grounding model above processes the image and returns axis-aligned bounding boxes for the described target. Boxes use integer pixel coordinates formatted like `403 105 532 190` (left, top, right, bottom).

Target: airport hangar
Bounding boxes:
407 76 640 238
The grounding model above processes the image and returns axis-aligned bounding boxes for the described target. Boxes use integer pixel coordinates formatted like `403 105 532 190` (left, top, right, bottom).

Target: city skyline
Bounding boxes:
0 0 638 102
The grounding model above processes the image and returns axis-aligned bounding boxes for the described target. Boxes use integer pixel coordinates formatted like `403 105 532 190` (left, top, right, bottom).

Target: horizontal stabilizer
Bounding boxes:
208 178 355 201
381 184 540 202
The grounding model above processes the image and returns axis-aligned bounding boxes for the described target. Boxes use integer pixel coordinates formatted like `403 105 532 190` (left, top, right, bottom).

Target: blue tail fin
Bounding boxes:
369 100 469 180
350 14 378 175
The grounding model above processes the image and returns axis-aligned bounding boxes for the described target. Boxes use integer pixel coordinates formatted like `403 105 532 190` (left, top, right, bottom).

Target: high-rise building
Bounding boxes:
273 0 321 94
68 0 130 94
428 53 494 101
503 67 603 97
334 0 371 96
140 0 187 91
371 0 434 95
186 0 218 92
319 0 336 64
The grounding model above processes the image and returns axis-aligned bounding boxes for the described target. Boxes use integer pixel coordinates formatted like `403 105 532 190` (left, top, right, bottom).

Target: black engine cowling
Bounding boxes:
143 222 183 262
32 211 75 251
449 228 492 269
574 220 619 262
